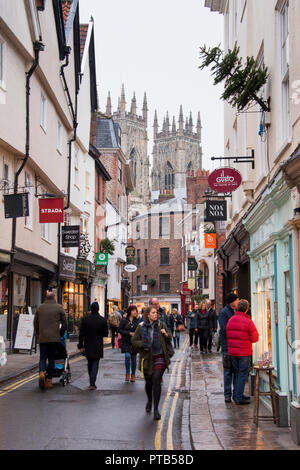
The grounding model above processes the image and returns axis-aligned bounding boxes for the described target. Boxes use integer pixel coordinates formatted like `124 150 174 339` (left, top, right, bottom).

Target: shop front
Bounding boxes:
91 269 107 318
244 170 295 428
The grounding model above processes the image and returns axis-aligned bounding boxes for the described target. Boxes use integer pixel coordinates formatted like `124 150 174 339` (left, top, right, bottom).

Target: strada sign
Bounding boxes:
208 167 242 193
39 198 64 223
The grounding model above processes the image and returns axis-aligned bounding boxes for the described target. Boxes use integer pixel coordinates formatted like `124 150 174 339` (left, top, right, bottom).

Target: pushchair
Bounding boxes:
50 333 71 386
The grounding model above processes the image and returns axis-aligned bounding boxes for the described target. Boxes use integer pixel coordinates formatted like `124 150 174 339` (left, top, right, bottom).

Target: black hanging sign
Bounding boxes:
62 225 80 247
4 193 29 219
188 257 198 271
205 200 227 222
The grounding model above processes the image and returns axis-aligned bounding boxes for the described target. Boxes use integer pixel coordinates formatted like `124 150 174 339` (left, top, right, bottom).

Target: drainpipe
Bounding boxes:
8 41 44 348
56 48 78 304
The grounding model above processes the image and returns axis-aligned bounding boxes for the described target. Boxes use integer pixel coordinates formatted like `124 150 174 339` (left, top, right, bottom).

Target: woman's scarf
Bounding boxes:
141 320 160 351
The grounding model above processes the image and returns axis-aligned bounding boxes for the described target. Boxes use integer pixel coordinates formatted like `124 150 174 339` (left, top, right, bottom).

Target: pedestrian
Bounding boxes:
207 300 218 353
169 308 184 349
195 301 211 353
77 302 108 390
226 299 259 405
118 304 139 383
132 306 172 420
218 293 239 403
34 291 67 390
188 303 198 350
108 305 122 348
150 298 171 332
137 309 144 324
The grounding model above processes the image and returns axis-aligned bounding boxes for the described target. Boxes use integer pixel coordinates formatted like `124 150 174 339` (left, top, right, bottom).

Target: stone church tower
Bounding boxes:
105 85 151 218
151 105 202 201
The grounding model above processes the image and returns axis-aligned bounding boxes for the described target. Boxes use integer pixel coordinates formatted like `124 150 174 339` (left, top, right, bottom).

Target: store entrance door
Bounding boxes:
285 271 293 424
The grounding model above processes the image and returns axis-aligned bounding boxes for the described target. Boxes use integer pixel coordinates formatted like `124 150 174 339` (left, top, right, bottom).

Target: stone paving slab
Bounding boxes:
189 349 300 450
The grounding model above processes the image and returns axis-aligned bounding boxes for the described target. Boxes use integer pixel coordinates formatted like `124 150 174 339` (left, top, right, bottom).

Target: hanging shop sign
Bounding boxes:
95 253 108 266
208 167 242 193
62 225 80 248
205 200 227 222
4 193 29 219
188 278 196 291
188 257 198 271
60 255 76 280
204 233 217 249
125 245 136 258
39 198 64 223
76 259 90 275
124 264 137 273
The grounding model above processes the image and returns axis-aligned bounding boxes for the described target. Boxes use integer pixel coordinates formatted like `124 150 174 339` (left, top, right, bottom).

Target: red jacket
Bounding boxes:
226 311 259 356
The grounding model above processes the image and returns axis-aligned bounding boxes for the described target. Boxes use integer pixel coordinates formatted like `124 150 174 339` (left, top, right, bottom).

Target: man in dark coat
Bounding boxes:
207 300 218 353
34 291 67 390
78 302 108 390
218 293 239 403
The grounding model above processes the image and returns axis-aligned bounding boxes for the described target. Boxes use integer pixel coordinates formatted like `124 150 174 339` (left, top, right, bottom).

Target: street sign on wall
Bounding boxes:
39 198 64 223
205 200 227 221
4 193 29 218
208 167 242 193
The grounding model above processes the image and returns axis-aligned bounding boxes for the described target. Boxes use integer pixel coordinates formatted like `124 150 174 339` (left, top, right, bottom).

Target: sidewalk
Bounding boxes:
189 349 300 450
0 337 111 385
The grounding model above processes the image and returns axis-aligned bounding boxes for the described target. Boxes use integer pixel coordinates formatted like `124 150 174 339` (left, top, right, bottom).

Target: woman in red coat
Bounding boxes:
226 299 259 405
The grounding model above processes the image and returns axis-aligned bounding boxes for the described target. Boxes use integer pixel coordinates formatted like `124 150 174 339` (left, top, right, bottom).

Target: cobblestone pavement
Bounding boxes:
189 349 300 450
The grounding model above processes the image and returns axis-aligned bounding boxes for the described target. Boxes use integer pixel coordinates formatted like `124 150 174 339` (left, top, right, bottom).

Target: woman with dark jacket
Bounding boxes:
195 301 212 354
78 302 108 390
169 308 184 349
118 305 139 383
132 306 172 420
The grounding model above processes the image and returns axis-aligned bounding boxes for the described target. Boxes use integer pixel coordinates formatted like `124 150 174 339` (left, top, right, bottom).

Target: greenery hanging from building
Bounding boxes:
199 44 270 112
100 238 115 255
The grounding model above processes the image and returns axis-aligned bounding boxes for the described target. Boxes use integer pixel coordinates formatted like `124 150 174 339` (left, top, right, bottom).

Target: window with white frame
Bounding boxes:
41 219 51 243
40 92 47 131
24 172 33 229
2 162 10 194
0 38 6 89
118 159 122 182
279 0 290 143
57 120 62 154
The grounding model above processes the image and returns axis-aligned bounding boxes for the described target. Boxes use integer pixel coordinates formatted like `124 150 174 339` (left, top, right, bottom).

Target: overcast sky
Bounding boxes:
79 0 224 171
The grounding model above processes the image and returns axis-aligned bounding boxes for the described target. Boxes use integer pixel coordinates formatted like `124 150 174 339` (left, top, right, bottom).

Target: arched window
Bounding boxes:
164 161 174 190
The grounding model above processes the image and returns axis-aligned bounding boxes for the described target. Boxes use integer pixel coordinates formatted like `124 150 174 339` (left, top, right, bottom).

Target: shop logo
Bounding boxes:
39 198 64 223
208 167 242 193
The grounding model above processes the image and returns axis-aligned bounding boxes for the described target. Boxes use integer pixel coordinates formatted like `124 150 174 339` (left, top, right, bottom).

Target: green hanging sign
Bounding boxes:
96 253 108 266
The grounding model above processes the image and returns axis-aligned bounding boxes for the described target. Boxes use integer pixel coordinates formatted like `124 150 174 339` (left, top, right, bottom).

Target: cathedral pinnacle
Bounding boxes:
120 83 126 112
106 91 112 117
178 105 184 133
197 111 202 138
172 116 176 133
153 109 158 138
143 92 148 124
131 92 137 117
189 112 193 132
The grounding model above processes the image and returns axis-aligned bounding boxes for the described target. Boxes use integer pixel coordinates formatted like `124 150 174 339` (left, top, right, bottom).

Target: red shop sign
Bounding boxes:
39 198 64 223
208 167 242 193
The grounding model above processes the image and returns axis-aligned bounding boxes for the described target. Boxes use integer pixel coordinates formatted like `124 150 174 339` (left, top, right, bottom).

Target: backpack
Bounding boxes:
109 312 118 327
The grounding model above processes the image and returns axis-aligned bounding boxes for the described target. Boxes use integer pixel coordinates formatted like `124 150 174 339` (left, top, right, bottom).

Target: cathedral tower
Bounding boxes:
151 106 202 200
108 85 151 218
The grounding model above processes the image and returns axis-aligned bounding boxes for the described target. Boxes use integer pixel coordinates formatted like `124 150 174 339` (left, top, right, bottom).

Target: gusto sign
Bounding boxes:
208 167 242 193
39 198 64 223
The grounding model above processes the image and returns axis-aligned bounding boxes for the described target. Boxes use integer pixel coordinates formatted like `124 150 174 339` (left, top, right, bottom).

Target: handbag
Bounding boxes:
166 341 175 358
176 324 185 332
115 333 122 349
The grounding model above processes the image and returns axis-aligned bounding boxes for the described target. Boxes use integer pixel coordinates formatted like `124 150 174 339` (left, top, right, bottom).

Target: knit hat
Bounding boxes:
226 293 238 305
90 302 99 314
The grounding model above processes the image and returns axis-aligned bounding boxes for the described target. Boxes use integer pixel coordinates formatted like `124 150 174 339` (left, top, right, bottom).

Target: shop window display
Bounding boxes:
63 282 85 335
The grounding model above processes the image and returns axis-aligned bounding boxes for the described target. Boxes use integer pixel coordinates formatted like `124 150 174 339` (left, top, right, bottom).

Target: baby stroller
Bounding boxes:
51 333 71 386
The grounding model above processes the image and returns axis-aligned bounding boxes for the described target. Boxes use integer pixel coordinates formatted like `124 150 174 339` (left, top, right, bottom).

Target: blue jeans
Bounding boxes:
173 331 180 348
125 352 137 375
231 356 250 403
222 352 235 399
39 343 57 379
87 358 100 387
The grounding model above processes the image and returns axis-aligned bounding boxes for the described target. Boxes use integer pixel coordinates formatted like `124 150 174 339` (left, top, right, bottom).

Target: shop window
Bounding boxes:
63 282 86 335
256 279 273 361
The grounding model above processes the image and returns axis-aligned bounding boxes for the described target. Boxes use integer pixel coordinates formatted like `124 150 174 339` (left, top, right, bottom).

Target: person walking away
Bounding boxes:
132 306 172 420
207 300 218 353
34 291 67 390
195 301 211 353
226 299 259 405
118 305 139 383
170 308 184 349
137 308 144 324
108 305 122 348
218 293 239 403
77 302 108 390
188 303 198 350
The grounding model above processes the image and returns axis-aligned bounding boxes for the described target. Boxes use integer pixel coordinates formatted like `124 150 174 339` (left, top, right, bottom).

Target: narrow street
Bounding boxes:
0 338 191 451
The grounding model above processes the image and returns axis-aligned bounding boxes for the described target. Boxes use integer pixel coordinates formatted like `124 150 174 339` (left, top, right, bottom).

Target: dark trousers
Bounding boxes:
198 329 208 351
110 326 118 348
87 358 100 387
231 356 250 403
222 353 235 398
189 328 198 346
208 332 213 351
144 368 165 411
39 343 58 379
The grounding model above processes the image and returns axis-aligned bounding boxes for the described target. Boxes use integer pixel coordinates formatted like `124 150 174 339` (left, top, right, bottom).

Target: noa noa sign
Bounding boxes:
205 200 227 221
39 198 64 223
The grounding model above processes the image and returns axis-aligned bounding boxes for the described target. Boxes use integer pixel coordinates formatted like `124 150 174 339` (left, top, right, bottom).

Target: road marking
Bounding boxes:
166 340 189 450
154 336 188 450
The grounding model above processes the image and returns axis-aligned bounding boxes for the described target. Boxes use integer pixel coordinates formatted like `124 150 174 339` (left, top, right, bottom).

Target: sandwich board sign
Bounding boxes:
14 314 35 350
